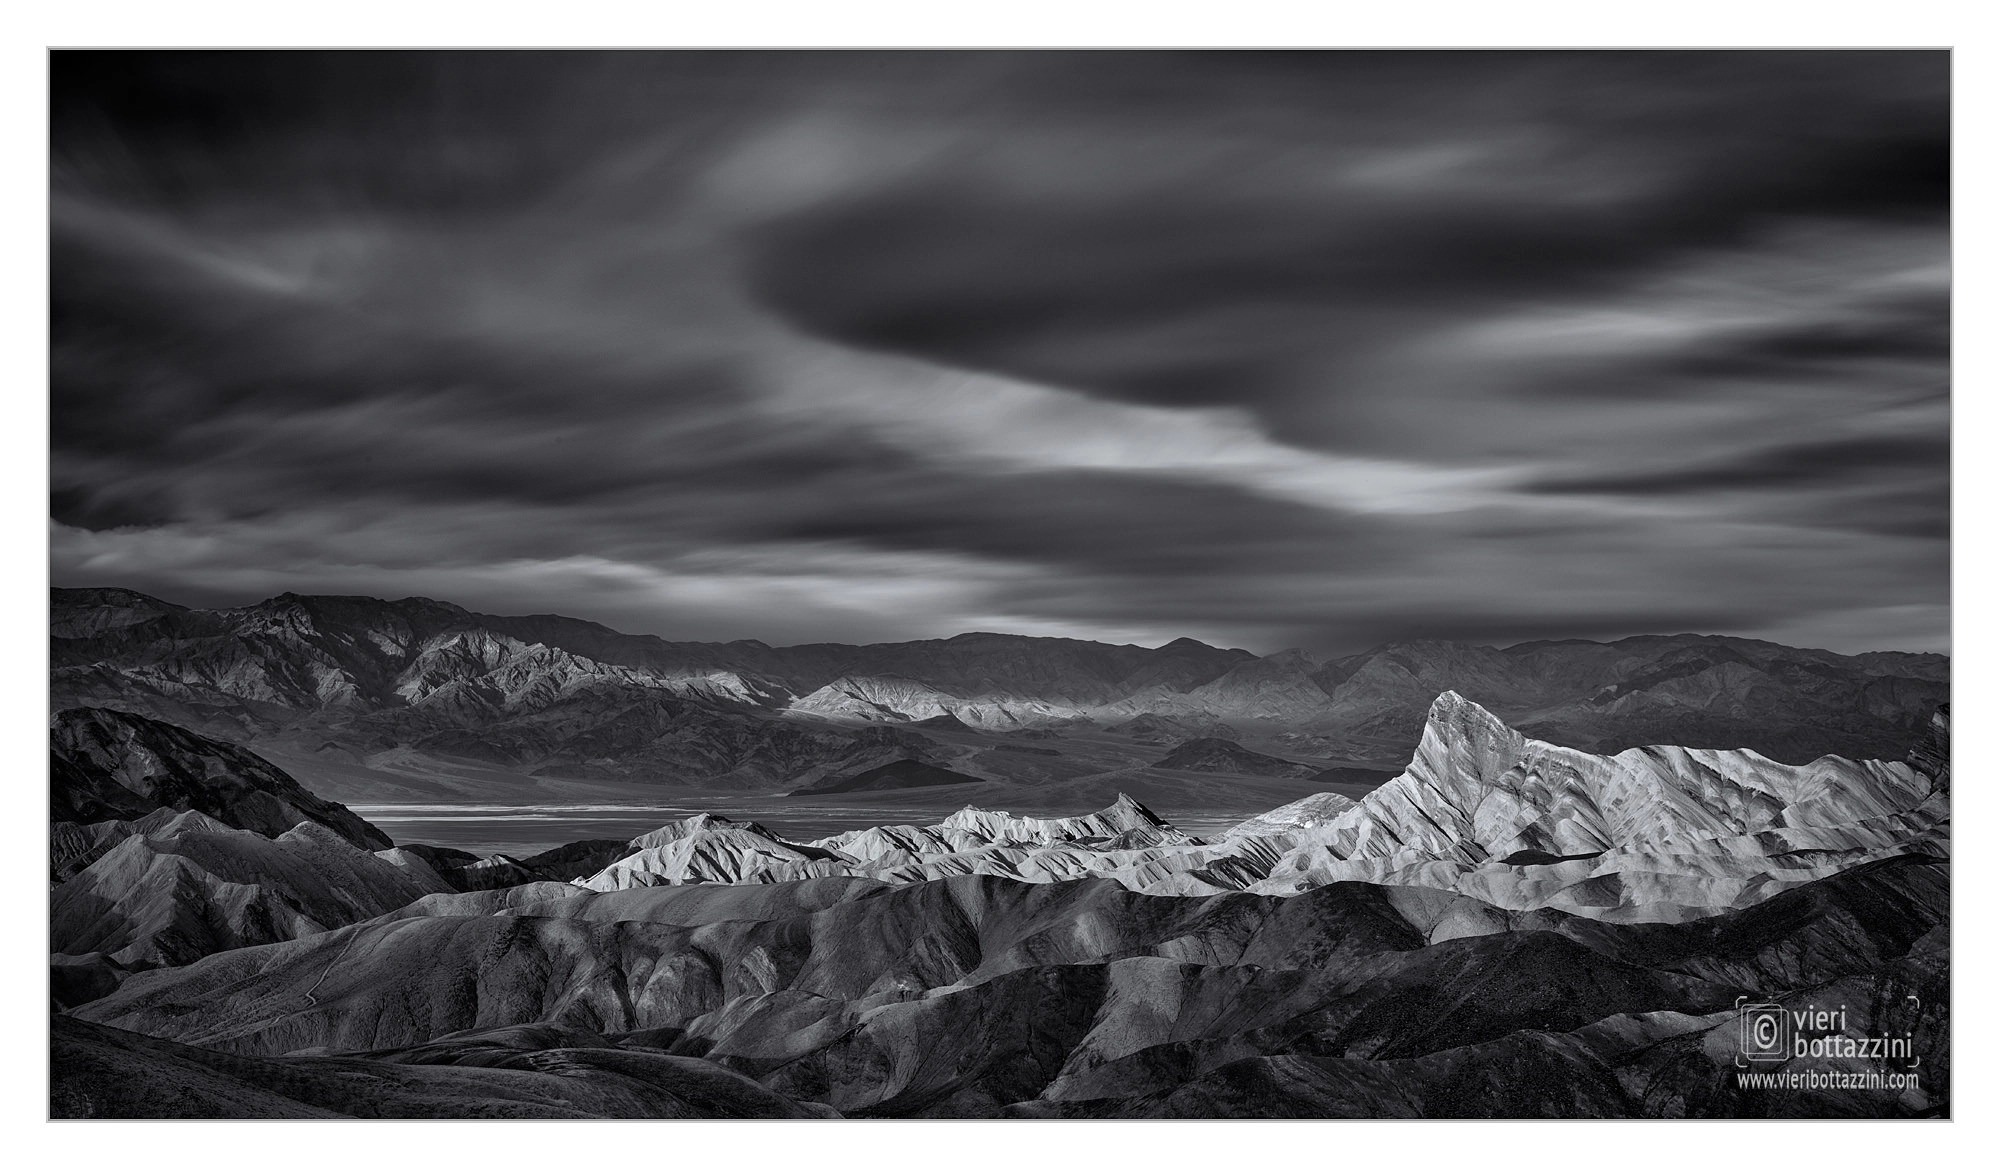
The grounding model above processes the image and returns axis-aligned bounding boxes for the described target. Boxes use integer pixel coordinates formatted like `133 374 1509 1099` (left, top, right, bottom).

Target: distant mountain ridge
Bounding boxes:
51 587 1948 790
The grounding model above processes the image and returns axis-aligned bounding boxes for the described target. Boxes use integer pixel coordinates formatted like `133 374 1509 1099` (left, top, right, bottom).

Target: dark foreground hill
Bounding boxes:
51 706 389 850
60 856 1946 1118
51 1015 832 1119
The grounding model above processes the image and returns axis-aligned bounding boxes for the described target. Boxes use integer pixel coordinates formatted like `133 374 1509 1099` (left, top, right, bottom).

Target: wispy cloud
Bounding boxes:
758 345 1515 516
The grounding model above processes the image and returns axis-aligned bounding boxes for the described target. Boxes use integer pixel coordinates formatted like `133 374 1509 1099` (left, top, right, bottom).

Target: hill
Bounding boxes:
52 706 390 850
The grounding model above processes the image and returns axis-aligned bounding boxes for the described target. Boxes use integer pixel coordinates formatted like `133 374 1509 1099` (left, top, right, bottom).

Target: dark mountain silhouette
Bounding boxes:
52 706 389 850
1155 737 1319 777
786 758 984 797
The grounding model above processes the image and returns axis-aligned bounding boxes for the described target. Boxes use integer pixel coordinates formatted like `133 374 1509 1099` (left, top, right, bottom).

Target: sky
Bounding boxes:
48 50 1950 655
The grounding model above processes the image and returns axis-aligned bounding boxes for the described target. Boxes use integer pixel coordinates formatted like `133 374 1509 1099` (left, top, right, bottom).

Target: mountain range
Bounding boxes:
51 588 1949 808
51 681 1949 1118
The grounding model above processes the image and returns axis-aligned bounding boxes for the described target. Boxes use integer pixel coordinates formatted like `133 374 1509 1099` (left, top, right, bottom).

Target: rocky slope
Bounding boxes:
1241 691 1949 921
67 854 1946 1118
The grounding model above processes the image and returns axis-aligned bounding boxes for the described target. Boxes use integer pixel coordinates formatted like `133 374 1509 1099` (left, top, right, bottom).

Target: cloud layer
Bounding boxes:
50 51 1950 654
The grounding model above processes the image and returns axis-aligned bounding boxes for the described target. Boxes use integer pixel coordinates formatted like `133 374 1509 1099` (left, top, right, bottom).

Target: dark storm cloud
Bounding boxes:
1660 294 1951 379
1511 287 1951 403
1525 433 1949 498
1793 482 1953 541
746 191 1608 410
49 51 1950 654
747 130 1945 411
53 51 777 215
744 52 1946 433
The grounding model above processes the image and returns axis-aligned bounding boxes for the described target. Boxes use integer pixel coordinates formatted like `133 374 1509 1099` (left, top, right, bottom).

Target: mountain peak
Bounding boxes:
1426 688 1503 722
1429 688 1472 714
1105 792 1168 829
1418 690 1524 760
